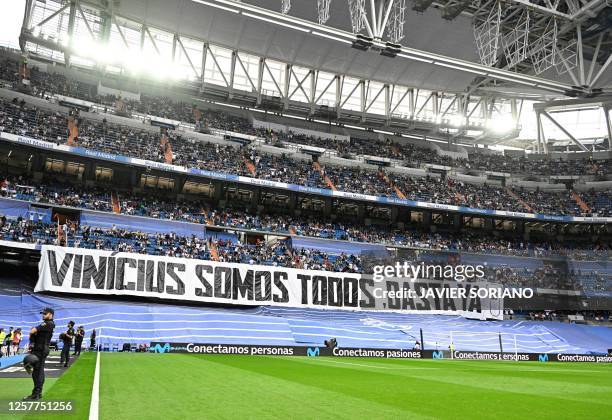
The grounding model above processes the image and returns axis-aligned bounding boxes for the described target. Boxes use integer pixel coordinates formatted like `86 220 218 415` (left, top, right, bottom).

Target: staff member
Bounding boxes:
24 307 55 400
73 326 85 356
2 327 13 356
0 328 5 357
60 321 75 367
11 328 22 355
90 329 96 350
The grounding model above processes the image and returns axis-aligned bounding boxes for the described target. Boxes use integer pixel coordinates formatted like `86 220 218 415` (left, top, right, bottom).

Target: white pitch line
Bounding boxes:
89 351 101 420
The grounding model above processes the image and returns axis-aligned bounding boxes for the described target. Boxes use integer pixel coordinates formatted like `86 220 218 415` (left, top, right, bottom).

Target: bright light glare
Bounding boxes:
72 37 188 80
449 116 465 128
487 118 515 134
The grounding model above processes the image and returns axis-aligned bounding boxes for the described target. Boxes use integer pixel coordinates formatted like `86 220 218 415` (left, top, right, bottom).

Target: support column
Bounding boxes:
604 106 612 151
200 43 208 93
65 0 77 66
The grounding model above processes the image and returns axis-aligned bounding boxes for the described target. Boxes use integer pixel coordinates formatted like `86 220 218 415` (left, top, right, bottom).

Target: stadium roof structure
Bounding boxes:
17 0 612 151
113 0 612 95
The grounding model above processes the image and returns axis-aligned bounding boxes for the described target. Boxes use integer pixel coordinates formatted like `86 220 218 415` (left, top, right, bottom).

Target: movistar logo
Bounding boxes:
432 351 444 359
538 354 549 362
151 343 173 354
307 347 320 357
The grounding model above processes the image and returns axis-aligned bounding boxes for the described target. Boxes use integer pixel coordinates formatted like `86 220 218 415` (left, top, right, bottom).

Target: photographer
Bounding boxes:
23 308 55 400
73 326 85 356
59 321 75 367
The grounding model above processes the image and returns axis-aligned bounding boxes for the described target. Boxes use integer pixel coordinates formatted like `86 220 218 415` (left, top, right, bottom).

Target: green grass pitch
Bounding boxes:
1 352 611 419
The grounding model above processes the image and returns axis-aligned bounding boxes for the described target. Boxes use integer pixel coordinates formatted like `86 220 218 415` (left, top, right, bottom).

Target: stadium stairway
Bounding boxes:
380 171 406 199
505 187 534 213
243 157 257 176
67 115 78 146
209 241 220 261
313 162 337 191
571 191 591 213
111 192 121 214
1 292 610 354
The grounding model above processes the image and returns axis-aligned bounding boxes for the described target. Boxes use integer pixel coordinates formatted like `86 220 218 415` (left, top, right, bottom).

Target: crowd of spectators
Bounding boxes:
0 217 363 273
2 175 609 261
1 55 609 178
1 55 611 217
4 215 610 292
3 95 609 217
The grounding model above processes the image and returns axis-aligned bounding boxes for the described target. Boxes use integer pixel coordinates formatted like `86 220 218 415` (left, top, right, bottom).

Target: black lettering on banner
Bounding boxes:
402 281 416 310
273 272 289 303
342 277 358 307
442 284 456 311
71 254 83 288
327 277 343 307
136 259 147 292
386 281 401 309
254 271 271 301
232 268 254 300
143 260 155 292
194 264 213 297
116 257 137 291
81 255 107 289
359 278 375 308
414 282 431 310
165 263 185 295
468 293 481 312
214 267 232 299
298 274 310 304
312 275 327 305
47 250 74 287
462 285 471 311
153 261 165 293
106 257 115 289
429 282 441 310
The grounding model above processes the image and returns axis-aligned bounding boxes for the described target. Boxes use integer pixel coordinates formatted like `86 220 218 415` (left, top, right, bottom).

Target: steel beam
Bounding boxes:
604 107 612 151
586 33 603 86
194 0 577 94
590 54 612 87
31 3 70 30
207 44 230 87
235 53 257 92
76 2 95 39
541 111 589 151
177 36 199 79
201 42 208 91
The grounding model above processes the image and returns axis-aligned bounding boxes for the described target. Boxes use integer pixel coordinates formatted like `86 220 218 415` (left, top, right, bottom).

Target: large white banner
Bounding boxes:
35 246 503 319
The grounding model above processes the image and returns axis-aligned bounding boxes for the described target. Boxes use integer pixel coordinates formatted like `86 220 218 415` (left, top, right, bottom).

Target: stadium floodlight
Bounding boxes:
317 0 331 25
352 34 374 51
281 0 291 14
380 41 402 57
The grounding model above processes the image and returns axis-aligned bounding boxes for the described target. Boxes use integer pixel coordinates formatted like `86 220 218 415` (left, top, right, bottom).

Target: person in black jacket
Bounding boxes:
90 329 96 350
60 321 75 367
73 326 85 356
24 307 55 400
